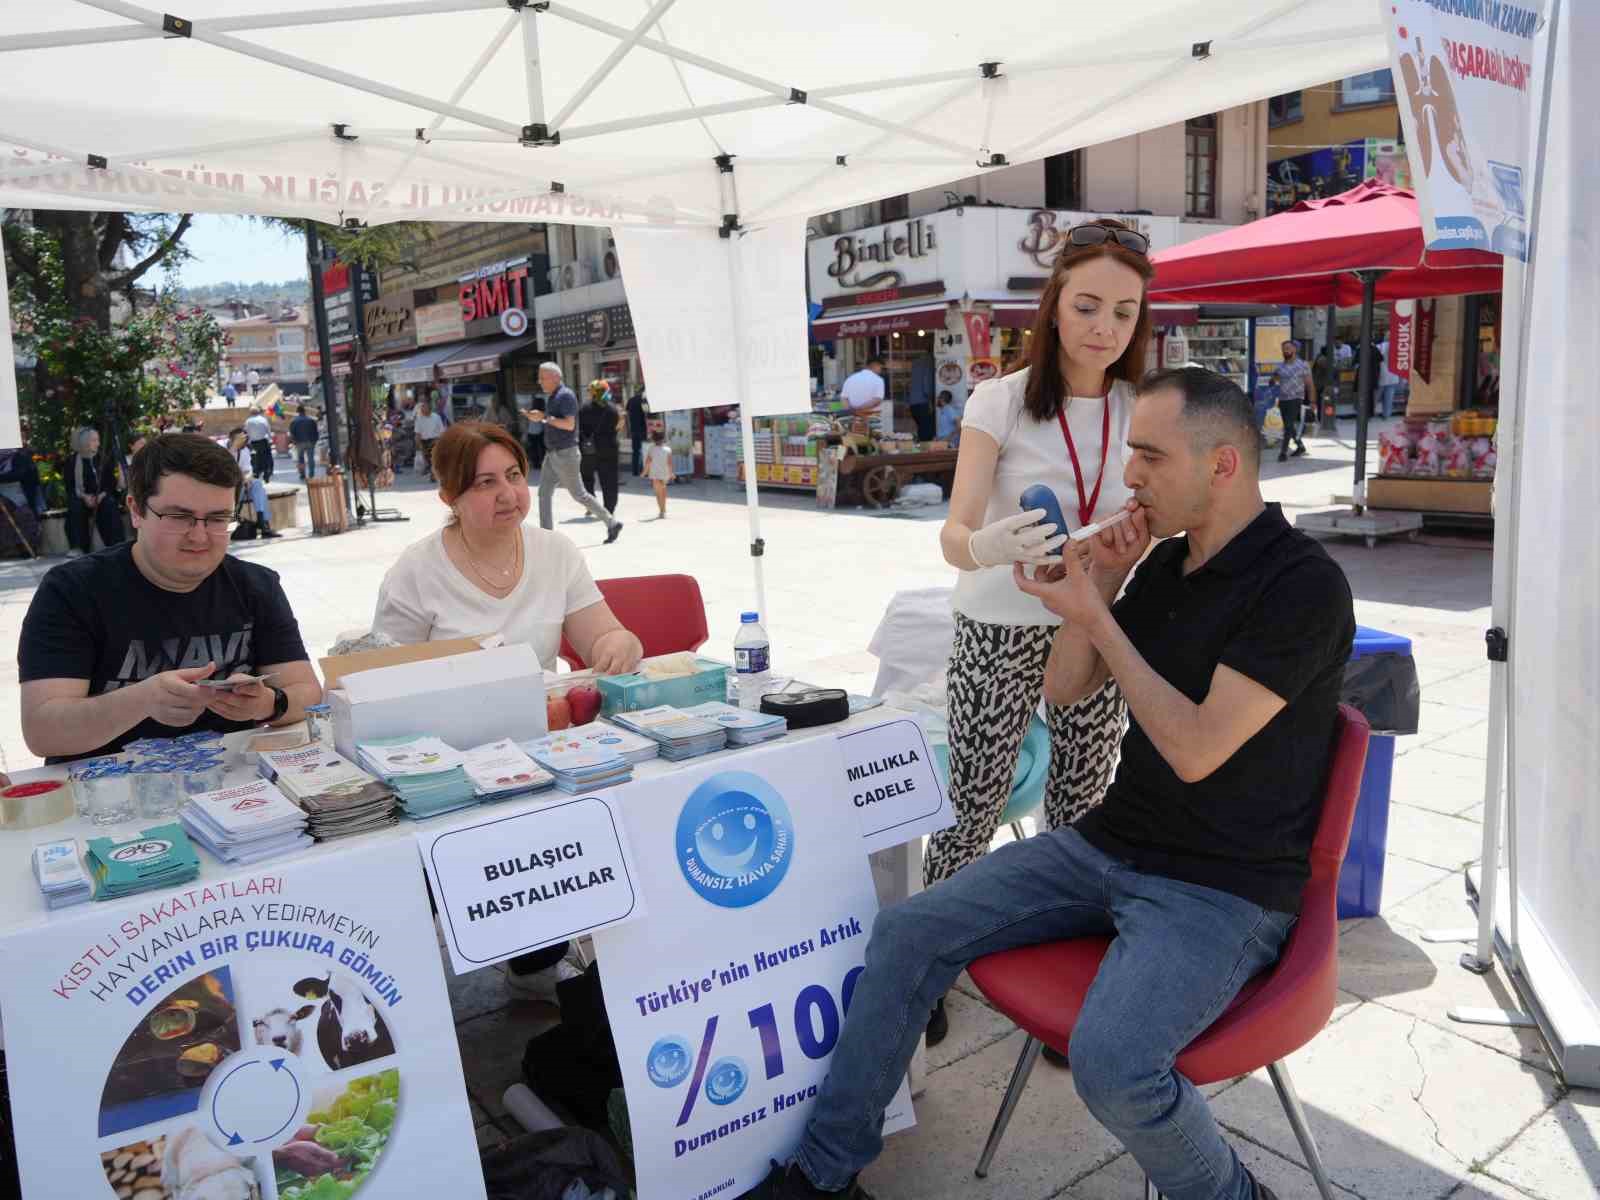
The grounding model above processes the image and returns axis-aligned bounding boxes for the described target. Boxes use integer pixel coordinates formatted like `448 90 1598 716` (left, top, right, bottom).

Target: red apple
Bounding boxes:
545 692 572 731
567 682 602 726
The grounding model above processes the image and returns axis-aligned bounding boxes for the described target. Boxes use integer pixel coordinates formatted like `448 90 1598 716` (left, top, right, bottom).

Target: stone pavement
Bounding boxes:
2 425 1593 1198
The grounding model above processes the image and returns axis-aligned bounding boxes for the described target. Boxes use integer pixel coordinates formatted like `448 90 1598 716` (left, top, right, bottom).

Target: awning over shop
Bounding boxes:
376 343 465 385
810 302 950 341
436 334 539 380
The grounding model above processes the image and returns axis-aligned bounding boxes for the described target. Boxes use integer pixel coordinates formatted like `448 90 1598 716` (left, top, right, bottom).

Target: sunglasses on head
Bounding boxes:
1065 223 1150 256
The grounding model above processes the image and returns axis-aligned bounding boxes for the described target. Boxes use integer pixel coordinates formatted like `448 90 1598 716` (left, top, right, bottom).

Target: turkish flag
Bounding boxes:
963 311 992 359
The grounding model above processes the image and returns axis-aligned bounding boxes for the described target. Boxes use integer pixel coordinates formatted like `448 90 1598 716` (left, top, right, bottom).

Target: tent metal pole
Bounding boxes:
1351 269 1381 512
73 0 522 136
729 241 770 628
521 2 545 127
0 0 499 51
547 0 680 131
808 99 973 157
561 96 787 142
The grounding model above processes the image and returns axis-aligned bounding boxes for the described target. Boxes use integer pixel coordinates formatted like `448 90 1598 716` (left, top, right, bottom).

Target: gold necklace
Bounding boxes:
456 526 523 591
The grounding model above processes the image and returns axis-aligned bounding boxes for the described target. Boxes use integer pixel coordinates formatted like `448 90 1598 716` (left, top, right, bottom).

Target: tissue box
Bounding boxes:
598 659 729 715
331 644 547 758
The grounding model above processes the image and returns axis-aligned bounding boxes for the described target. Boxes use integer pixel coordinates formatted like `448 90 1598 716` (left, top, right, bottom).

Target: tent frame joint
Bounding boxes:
331 123 357 141
980 61 1003 78
788 87 807 105
520 122 560 146
715 153 736 173
550 180 565 193
720 214 740 239
835 154 848 167
162 13 192 38
978 152 1009 168
1486 627 1509 663
750 538 765 558
85 154 108 171
506 0 549 10
1191 41 1212 60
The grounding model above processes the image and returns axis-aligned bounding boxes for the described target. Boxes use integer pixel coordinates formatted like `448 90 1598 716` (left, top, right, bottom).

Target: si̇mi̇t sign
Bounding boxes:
420 793 646 975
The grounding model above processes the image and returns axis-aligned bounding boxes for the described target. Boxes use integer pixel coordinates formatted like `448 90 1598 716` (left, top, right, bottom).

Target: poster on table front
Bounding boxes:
0 838 484 1200
595 739 914 1200
1387 0 1539 259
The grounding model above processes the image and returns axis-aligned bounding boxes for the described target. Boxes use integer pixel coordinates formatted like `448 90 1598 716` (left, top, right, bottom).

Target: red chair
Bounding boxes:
558 574 710 670
968 705 1370 1200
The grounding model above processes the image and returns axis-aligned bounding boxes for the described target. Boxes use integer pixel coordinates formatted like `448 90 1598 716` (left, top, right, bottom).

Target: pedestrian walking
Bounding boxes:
1275 340 1313 460
525 363 622 544
1312 345 1334 429
936 389 962 445
627 384 650 476
413 398 446 482
244 405 275 482
579 379 622 516
1376 337 1400 419
932 218 1151 1047
66 427 125 554
289 404 319 480
644 430 674 518
908 352 937 442
840 357 887 433
246 367 260 396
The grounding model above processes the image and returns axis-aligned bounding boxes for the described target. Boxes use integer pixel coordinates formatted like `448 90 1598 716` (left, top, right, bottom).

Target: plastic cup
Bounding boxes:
82 764 136 826
180 759 229 798
133 764 183 820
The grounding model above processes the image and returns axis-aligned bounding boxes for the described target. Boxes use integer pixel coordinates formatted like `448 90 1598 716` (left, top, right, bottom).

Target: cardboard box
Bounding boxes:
1366 476 1492 514
319 637 489 690
598 659 729 715
330 644 547 758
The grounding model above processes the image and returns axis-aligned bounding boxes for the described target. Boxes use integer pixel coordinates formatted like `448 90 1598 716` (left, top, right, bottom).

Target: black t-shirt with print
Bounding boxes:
18 543 309 762
1074 505 1355 915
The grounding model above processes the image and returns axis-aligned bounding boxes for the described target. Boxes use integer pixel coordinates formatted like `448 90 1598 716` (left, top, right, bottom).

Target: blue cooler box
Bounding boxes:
1337 625 1412 919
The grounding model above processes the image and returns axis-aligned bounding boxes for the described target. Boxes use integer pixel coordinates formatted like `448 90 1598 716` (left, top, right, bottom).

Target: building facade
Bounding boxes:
1266 71 1404 213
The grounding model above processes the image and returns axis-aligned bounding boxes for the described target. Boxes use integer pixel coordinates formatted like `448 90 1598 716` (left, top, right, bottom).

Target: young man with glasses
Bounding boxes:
18 434 322 763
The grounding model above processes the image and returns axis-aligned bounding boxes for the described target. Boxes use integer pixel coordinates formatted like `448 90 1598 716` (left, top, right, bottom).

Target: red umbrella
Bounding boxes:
1149 179 1503 304
1149 180 1504 499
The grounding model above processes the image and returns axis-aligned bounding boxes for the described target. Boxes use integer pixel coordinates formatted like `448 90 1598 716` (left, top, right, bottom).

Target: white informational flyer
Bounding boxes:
594 738 914 1200
0 838 485 1200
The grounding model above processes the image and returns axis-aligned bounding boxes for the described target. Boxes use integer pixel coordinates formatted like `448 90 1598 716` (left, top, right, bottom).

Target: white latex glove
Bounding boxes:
967 509 1067 569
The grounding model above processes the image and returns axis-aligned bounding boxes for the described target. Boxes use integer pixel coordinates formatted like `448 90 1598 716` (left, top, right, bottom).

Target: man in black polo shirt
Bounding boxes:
745 368 1353 1200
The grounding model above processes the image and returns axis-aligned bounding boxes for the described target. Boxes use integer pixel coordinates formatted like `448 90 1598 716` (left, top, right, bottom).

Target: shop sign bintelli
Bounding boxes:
809 213 949 303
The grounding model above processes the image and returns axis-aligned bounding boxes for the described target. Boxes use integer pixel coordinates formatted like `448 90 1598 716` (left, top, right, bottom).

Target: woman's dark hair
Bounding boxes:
1015 217 1154 422
432 421 529 508
128 433 243 509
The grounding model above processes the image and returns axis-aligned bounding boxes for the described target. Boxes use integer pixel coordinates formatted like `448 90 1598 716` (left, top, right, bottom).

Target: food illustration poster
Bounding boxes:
0 838 484 1200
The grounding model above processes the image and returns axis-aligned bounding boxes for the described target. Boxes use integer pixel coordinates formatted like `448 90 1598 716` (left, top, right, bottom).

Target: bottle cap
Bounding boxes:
740 612 759 623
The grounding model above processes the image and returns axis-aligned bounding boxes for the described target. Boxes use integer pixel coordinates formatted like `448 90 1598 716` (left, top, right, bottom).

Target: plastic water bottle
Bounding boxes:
733 612 772 710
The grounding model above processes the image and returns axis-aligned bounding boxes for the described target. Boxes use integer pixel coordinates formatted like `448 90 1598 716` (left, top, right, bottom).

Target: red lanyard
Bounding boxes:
1055 393 1112 528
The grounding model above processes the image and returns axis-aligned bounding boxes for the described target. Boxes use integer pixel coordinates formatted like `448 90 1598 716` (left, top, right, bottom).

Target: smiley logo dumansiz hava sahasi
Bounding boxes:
646 1035 693 1088
675 771 794 908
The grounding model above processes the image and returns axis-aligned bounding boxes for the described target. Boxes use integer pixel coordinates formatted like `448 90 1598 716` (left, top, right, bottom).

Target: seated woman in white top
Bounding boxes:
372 421 642 674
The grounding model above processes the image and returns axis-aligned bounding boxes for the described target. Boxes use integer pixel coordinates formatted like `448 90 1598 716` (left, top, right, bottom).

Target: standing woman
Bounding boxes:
579 379 622 516
928 219 1153 1044
66 427 125 555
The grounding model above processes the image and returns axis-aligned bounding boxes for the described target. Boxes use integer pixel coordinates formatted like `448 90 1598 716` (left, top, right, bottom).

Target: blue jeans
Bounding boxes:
244 478 272 528
295 441 317 479
1377 384 1399 419
796 828 1292 1200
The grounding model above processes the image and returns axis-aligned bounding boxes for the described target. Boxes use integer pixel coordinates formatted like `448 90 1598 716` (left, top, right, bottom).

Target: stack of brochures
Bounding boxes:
681 701 789 747
610 706 729 762
357 736 477 820
462 738 554 802
181 778 312 865
522 729 633 794
257 746 398 840
32 838 92 909
86 824 201 900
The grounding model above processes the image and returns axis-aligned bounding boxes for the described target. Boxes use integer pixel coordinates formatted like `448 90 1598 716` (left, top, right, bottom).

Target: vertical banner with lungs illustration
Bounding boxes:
1387 0 1541 259
0 838 483 1200
595 738 913 1200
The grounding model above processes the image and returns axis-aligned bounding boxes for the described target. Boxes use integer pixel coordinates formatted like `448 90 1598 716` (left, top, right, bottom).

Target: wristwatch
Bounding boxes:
267 684 289 723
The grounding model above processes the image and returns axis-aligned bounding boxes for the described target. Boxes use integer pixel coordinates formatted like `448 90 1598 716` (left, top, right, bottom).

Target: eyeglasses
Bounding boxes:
144 505 233 533
1065 223 1151 256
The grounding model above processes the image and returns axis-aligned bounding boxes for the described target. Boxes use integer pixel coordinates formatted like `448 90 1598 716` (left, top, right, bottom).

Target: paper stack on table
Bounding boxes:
32 837 92 910
461 738 554 803
357 736 477 820
611 706 729 762
522 729 634 794
181 778 313 865
85 824 201 900
681 701 789 747
258 745 398 840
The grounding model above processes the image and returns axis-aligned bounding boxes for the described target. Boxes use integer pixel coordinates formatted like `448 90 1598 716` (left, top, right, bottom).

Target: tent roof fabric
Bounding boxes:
1149 180 1504 305
0 0 1388 230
